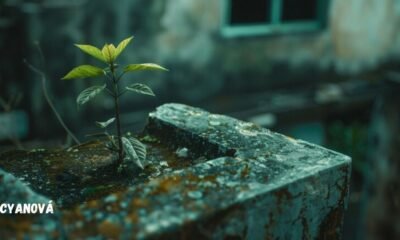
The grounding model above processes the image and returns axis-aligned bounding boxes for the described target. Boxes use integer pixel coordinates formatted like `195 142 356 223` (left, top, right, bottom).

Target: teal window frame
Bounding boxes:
221 0 330 37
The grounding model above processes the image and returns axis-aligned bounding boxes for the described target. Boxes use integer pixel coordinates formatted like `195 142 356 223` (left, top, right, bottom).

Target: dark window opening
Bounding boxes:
230 0 272 25
223 0 328 37
281 0 318 21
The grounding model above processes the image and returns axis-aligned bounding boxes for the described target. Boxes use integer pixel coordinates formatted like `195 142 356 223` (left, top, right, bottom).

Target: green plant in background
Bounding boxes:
62 36 168 170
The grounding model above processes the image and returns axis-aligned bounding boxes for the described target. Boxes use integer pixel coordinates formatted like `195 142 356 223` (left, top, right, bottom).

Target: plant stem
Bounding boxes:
110 63 123 165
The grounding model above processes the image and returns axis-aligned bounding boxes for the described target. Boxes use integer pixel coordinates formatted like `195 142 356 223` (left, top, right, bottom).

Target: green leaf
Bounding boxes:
76 84 106 106
115 36 133 59
62 65 105 80
124 63 168 73
126 83 155 96
128 137 146 162
102 44 116 63
95 117 115 128
122 137 144 169
74 44 106 62
105 135 118 151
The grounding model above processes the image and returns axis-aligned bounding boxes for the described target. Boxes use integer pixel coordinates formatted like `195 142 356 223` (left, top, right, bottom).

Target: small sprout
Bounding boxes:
76 84 106 106
124 63 168 73
114 36 133 59
62 36 168 170
103 44 119 63
128 137 147 162
122 137 145 169
74 44 106 63
62 65 105 80
105 135 118 151
95 118 115 129
126 83 155 96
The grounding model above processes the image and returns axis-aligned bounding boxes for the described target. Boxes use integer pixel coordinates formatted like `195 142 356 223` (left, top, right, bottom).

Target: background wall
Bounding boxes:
2 0 400 134
1 1 400 239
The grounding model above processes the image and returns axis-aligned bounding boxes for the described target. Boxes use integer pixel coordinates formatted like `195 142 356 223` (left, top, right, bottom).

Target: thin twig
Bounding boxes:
24 59 80 145
34 41 46 70
85 132 108 138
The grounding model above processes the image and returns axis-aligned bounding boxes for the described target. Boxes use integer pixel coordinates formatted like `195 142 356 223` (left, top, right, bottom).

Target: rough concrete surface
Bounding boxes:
0 103 351 239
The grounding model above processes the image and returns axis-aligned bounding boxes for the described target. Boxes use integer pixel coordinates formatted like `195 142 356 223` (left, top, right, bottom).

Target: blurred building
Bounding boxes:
0 0 399 239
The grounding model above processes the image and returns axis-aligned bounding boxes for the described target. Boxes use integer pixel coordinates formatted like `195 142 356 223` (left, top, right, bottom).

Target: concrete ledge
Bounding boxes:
0 103 351 239
144 103 351 239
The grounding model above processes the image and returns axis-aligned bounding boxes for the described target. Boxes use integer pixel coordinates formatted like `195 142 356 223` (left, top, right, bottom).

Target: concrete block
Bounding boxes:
0 103 351 239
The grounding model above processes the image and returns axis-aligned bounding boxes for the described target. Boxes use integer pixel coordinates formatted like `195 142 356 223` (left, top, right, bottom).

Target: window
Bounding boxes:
221 0 330 37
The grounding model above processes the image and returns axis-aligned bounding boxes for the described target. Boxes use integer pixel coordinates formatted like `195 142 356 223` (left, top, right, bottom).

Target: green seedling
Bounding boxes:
62 36 168 170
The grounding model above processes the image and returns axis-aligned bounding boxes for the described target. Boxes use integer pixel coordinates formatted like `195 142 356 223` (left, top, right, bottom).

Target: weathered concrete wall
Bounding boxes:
57 0 400 103
156 0 400 78
3 0 400 136
0 103 352 239
330 0 400 73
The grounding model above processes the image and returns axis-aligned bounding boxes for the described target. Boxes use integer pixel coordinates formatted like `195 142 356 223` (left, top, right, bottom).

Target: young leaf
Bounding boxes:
124 63 168 73
128 137 146 162
76 84 106 106
122 137 144 169
74 44 105 63
115 36 133 59
95 117 115 128
102 44 116 63
100 135 118 151
62 65 105 80
126 83 155 96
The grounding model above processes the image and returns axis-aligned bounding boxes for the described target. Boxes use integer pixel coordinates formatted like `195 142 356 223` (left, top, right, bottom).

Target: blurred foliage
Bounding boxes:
326 120 368 176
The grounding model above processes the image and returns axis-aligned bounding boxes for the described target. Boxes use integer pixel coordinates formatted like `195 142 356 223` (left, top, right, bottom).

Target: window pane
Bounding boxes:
281 0 318 21
230 0 271 25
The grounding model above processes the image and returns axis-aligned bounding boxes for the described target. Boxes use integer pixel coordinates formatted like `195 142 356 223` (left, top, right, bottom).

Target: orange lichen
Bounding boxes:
151 176 182 195
85 199 99 209
240 164 250 178
0 216 34 238
98 220 122 239
62 207 85 224
131 198 150 208
126 211 139 224
203 175 217 183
